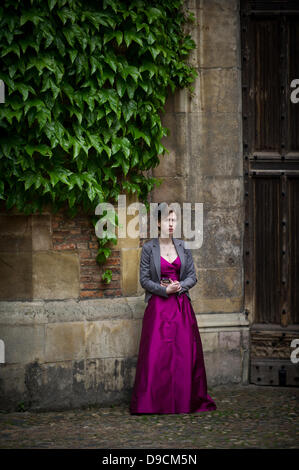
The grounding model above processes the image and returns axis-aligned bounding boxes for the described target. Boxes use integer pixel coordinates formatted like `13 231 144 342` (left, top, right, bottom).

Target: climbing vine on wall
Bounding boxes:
0 0 197 282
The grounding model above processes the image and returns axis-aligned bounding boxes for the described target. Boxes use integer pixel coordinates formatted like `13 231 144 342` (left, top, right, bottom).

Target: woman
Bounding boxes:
130 203 217 414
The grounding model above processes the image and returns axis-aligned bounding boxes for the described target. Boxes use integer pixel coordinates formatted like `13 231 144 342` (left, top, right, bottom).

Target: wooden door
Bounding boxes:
241 0 299 386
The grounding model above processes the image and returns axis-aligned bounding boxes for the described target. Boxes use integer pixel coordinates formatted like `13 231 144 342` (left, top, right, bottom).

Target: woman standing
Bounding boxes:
130 203 217 414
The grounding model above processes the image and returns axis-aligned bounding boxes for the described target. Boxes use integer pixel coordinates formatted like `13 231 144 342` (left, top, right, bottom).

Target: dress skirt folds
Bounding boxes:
130 255 217 414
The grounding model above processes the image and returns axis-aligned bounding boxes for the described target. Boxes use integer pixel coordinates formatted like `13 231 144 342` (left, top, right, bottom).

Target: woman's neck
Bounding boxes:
158 235 173 245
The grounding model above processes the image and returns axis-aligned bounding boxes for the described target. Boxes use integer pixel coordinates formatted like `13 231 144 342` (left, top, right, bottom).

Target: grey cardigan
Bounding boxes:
140 237 198 304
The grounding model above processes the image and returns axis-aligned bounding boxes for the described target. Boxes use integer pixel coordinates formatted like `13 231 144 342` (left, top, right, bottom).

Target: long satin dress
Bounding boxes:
130 255 217 414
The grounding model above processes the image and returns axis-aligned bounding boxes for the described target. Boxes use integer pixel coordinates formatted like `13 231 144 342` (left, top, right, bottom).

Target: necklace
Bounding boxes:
159 239 174 259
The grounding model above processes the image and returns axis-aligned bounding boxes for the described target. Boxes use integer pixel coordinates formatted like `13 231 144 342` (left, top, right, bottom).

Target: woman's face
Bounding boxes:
159 211 177 237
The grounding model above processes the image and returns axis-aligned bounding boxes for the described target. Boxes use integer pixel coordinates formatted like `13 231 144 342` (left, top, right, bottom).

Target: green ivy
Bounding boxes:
0 0 197 282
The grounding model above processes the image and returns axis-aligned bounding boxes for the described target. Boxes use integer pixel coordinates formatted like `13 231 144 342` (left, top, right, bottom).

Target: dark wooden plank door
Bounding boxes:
241 0 299 386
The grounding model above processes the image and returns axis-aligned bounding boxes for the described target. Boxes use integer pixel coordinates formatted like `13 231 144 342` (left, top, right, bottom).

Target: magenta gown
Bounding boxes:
130 255 217 414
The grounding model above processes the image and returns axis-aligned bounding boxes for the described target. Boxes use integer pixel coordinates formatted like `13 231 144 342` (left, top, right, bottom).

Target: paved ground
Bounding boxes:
0 383 298 449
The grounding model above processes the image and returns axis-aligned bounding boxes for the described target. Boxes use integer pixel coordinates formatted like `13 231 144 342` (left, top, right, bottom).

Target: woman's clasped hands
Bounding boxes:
160 278 182 294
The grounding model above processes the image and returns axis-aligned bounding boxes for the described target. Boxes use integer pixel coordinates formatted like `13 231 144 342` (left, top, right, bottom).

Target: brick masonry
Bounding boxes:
51 207 122 299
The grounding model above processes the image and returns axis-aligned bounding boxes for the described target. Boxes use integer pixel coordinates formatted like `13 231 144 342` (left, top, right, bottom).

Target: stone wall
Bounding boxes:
0 0 250 412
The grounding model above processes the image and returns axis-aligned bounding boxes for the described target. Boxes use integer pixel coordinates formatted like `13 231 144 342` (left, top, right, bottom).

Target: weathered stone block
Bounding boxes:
85 319 141 359
204 349 242 385
151 176 187 203
45 322 85 362
192 207 242 268
32 215 52 251
32 251 80 299
0 215 31 236
190 112 242 176
196 266 242 298
192 296 243 314
83 298 133 321
136 247 144 297
194 176 243 207
198 0 239 13
23 360 73 411
0 363 26 399
0 252 33 300
164 87 189 114
155 113 187 177
82 357 136 406
0 325 45 364
200 331 219 352
219 330 241 350
199 68 240 114
199 6 239 68
121 248 139 296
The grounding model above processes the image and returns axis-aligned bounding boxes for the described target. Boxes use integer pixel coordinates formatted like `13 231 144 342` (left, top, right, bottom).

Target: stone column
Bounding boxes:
151 0 249 385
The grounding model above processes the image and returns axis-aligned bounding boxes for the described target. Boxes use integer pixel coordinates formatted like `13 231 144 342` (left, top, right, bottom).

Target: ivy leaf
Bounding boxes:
19 37 39 54
48 168 72 187
0 181 5 200
86 184 97 202
147 32 156 45
25 144 52 158
48 0 57 11
104 52 117 72
8 64 17 79
35 108 52 129
44 122 59 148
88 133 103 154
122 100 137 122
126 81 137 100
15 83 36 101
115 30 123 46
67 105 82 124
136 22 149 34
146 7 164 24
68 191 76 208
57 7 76 25
124 29 143 48
20 11 45 27
82 11 109 29
90 56 101 74
149 47 160 60
54 35 66 56
102 166 115 182
140 61 157 79
24 99 45 115
106 88 119 114
120 65 140 82
103 31 115 45
68 49 78 63
1 43 20 58
69 174 84 190
120 157 130 175
22 172 35 190
130 150 140 168
62 82 75 105
42 180 52 195
116 77 126 98
103 145 111 159
0 108 22 125
101 67 114 86
63 27 75 46
128 124 151 146
34 173 43 190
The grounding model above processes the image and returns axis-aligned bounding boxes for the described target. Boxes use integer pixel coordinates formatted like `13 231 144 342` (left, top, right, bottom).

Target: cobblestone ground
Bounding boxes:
0 384 298 449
